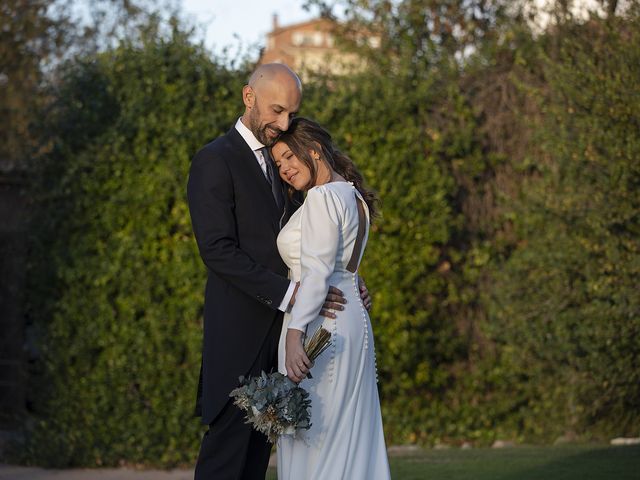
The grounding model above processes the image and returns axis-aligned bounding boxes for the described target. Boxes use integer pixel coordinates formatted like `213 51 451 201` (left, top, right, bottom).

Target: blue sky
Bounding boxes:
180 0 318 58
178 0 608 59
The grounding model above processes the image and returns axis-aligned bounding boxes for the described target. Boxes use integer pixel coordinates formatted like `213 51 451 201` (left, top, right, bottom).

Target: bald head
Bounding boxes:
248 63 302 95
241 63 303 146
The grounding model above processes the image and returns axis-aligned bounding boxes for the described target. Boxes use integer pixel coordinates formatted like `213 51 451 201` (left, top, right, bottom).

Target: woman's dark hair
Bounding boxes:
273 117 379 221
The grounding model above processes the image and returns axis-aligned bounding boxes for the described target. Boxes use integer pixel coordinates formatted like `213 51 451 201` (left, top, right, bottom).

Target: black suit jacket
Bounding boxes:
187 126 299 424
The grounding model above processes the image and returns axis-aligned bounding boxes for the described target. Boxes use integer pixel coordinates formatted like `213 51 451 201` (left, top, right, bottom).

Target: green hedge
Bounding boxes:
14 5 640 467
487 15 640 440
298 67 488 444
20 26 248 466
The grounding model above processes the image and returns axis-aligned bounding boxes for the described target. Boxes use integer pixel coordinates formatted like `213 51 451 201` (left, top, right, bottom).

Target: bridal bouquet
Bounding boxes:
229 326 332 442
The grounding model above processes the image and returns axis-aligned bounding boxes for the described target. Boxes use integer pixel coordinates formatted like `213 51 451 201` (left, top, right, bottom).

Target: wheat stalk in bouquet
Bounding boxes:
229 326 333 442
302 326 331 378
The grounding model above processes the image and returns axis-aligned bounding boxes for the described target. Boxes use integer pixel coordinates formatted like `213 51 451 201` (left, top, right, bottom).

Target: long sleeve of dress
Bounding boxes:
288 186 342 332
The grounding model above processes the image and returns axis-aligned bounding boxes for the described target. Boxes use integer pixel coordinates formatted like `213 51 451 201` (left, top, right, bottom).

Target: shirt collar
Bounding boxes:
235 117 264 152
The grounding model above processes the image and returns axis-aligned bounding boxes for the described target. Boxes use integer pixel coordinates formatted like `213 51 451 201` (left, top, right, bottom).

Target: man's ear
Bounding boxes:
242 85 255 108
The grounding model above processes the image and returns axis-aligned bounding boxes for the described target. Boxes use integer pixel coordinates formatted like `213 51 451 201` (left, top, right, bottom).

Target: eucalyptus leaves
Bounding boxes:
229 327 332 442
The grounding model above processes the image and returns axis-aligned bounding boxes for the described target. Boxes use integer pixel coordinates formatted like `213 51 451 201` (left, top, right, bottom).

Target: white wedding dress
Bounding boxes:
276 181 391 480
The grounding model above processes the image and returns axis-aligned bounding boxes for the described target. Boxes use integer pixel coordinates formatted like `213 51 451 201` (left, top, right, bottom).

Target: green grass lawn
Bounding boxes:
266 444 640 479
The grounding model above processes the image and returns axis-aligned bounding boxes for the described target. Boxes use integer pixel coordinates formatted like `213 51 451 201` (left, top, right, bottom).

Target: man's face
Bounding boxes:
246 81 301 147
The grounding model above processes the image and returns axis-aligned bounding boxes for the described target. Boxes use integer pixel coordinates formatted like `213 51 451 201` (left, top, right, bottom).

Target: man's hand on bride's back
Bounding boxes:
287 283 346 318
320 279 371 317
358 275 372 311
287 279 372 319
320 286 346 319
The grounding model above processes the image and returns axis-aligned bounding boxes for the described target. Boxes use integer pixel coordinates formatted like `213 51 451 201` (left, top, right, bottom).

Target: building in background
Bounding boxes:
259 15 378 75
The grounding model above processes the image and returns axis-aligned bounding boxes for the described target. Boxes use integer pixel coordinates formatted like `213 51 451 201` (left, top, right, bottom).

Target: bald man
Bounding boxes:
187 64 349 479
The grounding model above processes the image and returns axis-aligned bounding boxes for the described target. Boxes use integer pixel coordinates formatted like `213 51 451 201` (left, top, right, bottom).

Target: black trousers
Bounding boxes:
195 318 281 480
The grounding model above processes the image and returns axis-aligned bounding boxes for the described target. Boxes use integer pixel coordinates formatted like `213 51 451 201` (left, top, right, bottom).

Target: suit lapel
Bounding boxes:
227 128 283 232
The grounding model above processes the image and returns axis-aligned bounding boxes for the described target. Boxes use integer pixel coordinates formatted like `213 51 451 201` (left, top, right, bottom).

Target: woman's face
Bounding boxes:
271 141 312 191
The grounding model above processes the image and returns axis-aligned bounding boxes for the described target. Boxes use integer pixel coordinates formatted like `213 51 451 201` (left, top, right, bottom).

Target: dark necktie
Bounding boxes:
261 147 285 214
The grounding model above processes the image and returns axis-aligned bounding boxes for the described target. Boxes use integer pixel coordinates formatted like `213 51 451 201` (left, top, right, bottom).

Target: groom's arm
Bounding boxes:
187 146 291 309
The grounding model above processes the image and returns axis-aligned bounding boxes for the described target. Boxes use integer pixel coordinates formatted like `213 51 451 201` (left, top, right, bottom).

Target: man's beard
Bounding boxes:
248 104 282 146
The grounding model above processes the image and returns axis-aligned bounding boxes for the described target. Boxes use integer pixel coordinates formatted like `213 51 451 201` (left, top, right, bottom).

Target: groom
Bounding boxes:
187 64 367 479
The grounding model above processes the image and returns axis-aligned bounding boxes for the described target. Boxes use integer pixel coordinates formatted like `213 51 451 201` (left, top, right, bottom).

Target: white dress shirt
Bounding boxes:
234 118 296 312
235 117 270 178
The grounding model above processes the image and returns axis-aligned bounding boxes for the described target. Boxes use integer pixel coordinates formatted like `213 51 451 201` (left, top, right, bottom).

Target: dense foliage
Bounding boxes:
17 24 248 466
488 14 640 439
8 0 639 467
0 0 69 167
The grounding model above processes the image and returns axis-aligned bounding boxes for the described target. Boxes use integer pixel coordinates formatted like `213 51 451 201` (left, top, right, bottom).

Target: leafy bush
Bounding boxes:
14 3 640 467
488 14 640 440
20 24 248 466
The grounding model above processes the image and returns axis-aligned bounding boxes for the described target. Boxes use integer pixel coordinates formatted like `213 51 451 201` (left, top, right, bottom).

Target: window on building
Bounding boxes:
292 32 304 46
368 36 381 48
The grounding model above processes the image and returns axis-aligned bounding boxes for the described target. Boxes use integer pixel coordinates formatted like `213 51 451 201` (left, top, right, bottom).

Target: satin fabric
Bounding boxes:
276 181 391 480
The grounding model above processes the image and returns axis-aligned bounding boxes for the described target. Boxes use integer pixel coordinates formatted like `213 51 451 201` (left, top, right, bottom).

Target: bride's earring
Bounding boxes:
314 152 334 184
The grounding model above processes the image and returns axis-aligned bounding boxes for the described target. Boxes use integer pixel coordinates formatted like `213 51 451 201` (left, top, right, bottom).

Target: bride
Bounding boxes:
271 118 391 480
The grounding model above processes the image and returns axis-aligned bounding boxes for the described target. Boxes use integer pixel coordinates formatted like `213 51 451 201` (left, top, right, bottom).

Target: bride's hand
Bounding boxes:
285 329 312 383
